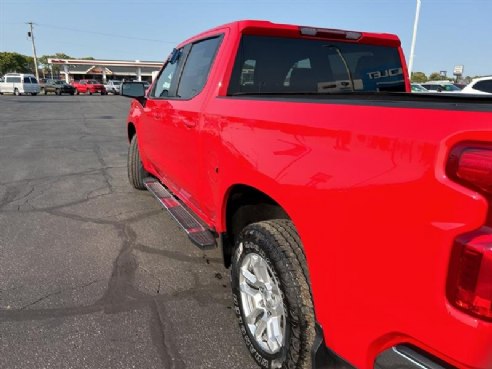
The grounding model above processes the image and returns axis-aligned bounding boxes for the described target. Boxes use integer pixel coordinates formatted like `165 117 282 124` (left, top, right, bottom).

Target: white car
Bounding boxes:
411 83 429 93
0 73 40 95
461 76 492 95
104 80 122 94
420 81 462 93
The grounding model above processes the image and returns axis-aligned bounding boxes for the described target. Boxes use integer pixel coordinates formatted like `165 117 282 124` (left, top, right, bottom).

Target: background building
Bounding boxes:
48 58 163 83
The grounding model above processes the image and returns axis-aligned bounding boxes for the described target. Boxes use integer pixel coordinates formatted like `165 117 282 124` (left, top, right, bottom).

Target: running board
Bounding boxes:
143 177 217 250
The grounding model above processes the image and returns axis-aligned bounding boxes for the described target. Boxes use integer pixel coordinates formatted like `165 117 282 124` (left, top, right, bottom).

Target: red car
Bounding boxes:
71 79 107 95
122 20 492 369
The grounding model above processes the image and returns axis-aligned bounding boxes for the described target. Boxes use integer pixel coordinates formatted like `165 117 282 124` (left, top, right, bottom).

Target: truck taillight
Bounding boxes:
447 144 492 196
447 229 492 321
447 143 492 321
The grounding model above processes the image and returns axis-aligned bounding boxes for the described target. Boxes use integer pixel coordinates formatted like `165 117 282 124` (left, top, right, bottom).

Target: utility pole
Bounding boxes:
408 0 422 79
27 22 40 81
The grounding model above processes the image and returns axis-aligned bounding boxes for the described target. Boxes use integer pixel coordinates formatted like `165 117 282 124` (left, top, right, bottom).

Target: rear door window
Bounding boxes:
176 36 222 99
23 77 31 83
443 84 460 92
228 35 405 94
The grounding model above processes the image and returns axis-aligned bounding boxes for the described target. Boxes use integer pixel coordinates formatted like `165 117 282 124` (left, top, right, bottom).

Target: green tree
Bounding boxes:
411 71 427 83
39 53 73 78
36 53 94 79
38 52 72 65
0 52 34 74
25 56 35 72
428 72 447 81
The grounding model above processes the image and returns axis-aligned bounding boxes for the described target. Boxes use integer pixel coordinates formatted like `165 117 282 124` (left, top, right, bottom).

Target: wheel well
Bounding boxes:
222 185 290 268
127 123 136 142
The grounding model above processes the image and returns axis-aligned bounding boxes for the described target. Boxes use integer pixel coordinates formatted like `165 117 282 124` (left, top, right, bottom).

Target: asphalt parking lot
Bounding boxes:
0 95 257 369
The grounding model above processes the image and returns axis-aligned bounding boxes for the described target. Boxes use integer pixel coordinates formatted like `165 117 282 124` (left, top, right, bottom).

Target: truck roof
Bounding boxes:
178 20 401 48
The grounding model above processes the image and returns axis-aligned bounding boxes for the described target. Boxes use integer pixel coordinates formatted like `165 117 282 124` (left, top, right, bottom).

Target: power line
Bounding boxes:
45 40 160 59
36 23 177 44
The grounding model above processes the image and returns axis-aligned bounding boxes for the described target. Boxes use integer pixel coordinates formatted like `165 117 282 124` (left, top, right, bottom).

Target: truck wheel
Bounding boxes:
14 88 20 96
128 135 148 190
231 220 315 369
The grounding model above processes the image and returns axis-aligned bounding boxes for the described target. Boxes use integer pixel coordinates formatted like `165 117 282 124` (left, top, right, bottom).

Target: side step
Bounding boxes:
143 177 217 250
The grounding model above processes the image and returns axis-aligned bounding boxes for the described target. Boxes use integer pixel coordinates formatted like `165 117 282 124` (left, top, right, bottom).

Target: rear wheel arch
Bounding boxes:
221 184 291 268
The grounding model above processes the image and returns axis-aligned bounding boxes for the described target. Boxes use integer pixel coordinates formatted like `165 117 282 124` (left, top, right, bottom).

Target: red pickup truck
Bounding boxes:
71 79 107 95
121 20 492 369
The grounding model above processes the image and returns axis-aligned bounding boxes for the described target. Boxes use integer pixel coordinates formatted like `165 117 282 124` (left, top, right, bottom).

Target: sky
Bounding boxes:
0 0 490 77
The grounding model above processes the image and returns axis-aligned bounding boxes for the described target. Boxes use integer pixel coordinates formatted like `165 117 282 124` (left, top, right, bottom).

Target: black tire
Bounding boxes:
231 220 315 369
31 92 37 96
70 91 75 95
127 135 148 190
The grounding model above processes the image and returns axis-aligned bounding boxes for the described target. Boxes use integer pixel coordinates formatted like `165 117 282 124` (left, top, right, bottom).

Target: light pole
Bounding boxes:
26 22 40 81
408 0 422 79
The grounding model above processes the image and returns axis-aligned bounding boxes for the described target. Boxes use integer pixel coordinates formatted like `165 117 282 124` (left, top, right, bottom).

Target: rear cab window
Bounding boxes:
228 35 405 95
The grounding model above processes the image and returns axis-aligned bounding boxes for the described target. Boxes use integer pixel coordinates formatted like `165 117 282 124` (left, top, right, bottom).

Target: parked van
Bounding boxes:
0 73 40 95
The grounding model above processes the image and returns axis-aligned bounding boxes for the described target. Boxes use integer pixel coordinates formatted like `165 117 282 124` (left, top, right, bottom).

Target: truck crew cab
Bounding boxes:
122 20 492 369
